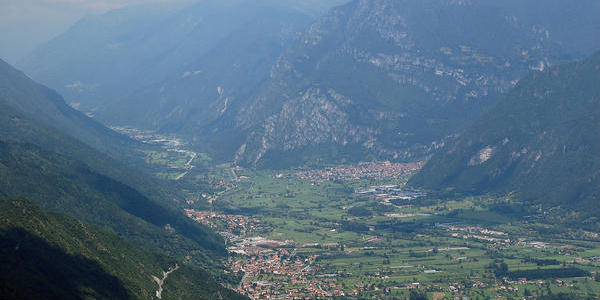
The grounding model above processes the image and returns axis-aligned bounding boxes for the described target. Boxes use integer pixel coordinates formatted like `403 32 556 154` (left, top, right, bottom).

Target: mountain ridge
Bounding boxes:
219 0 595 166
409 51 600 215
0 56 229 275
17 0 600 168
0 58 140 163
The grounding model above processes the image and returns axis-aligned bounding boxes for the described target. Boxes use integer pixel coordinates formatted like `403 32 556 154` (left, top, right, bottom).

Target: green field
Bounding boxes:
133 138 600 299
190 167 600 299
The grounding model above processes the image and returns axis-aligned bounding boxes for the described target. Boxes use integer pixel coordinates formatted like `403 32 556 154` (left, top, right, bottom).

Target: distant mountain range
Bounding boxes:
18 0 600 167
17 0 339 113
409 51 600 215
99 2 314 136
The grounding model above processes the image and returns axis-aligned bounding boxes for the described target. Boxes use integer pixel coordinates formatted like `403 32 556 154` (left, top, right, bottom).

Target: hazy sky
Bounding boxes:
0 0 349 64
0 0 193 64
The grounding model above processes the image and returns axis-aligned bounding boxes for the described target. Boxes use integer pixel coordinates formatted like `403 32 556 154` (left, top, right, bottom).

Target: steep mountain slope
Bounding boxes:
17 0 343 113
0 58 140 163
409 52 600 214
0 198 246 300
221 0 600 166
0 141 224 257
477 0 600 56
0 60 226 271
0 59 179 213
100 3 313 133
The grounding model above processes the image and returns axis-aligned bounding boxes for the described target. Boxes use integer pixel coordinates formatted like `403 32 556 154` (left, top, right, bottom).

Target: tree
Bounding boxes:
409 291 428 300
500 262 508 274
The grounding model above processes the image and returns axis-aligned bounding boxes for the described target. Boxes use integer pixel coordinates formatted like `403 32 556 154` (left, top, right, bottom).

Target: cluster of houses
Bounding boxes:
295 161 424 184
229 249 339 299
185 209 363 299
184 209 260 239
111 126 181 147
441 225 513 247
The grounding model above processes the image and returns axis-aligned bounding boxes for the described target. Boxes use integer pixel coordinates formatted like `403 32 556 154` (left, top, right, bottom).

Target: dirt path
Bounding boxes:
152 264 179 299
175 152 197 181
184 152 197 168
174 171 189 181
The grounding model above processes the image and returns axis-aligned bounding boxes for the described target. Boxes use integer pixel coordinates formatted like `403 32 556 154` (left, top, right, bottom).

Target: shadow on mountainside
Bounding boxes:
0 227 131 300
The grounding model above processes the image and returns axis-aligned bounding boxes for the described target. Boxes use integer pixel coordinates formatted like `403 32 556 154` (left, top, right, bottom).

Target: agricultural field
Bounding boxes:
114 128 600 299
181 164 600 299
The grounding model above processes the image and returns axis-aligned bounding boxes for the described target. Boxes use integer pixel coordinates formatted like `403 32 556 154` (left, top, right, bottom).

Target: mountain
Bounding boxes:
0 58 175 210
476 0 600 56
219 0 600 166
0 141 224 260
19 0 600 168
0 58 190 214
0 60 226 271
0 198 246 300
99 1 314 134
0 58 140 163
17 0 344 113
409 51 600 215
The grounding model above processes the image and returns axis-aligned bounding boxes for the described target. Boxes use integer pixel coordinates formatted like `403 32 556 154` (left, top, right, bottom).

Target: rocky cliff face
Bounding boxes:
227 0 585 166
235 88 377 164
409 51 600 214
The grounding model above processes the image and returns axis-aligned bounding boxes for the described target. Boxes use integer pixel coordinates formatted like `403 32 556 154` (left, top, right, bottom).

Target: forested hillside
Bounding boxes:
0 198 246 300
0 58 229 277
410 52 600 215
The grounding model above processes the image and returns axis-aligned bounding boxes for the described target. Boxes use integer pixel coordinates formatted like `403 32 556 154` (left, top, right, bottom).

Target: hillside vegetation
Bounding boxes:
410 51 600 215
0 58 229 263
0 198 246 300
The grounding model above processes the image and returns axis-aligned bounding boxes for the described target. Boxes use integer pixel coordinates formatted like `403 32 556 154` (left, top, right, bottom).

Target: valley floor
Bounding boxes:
119 128 600 299
189 167 600 299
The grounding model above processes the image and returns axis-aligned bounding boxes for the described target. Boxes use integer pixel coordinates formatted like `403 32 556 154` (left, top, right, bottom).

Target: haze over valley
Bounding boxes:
1 1 600 299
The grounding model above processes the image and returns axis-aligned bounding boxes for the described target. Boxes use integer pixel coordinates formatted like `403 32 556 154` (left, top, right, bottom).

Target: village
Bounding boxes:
186 199 448 300
111 126 182 148
186 209 363 299
184 207 590 299
440 224 513 246
294 161 424 184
